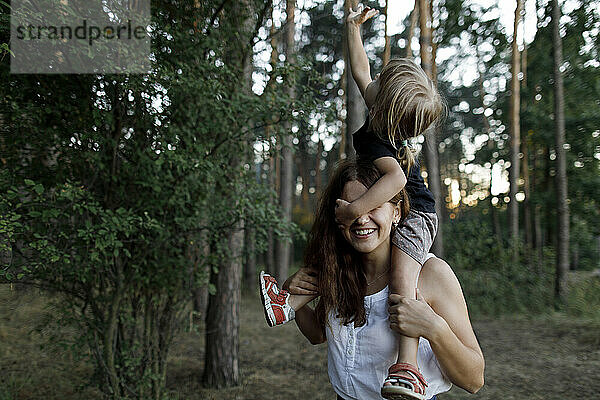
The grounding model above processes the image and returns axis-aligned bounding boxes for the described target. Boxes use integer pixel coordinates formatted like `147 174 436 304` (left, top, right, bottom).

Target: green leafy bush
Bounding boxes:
444 212 555 316
567 275 600 319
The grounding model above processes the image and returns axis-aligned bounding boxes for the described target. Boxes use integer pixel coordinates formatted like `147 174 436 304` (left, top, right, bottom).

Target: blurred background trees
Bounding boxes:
1 0 599 396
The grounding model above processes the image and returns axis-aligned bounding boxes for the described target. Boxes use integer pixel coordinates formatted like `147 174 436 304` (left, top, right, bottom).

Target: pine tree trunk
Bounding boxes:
265 11 278 275
520 6 533 260
418 0 433 76
192 230 210 322
544 145 555 250
192 283 208 322
203 0 256 387
244 227 257 291
551 0 570 305
202 218 242 387
383 1 391 65
275 0 296 281
596 236 600 268
315 134 323 203
509 0 523 252
243 30 256 292
477 62 503 244
299 132 310 210
266 155 276 274
522 136 533 249
571 243 579 271
419 0 444 257
406 2 419 59
0 111 10 267
492 197 503 242
534 204 544 268
521 6 528 88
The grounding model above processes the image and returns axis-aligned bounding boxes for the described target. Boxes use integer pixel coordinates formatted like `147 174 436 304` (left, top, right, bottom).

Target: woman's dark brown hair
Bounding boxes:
304 158 409 331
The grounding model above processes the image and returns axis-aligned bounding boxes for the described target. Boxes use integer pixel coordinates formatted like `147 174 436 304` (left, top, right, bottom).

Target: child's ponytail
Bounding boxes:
396 141 416 172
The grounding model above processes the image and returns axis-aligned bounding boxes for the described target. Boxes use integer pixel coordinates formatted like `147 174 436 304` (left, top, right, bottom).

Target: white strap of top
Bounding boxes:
415 253 436 293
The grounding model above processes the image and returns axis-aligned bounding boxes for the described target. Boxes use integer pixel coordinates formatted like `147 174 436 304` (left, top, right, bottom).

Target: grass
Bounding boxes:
0 285 100 400
1 284 599 399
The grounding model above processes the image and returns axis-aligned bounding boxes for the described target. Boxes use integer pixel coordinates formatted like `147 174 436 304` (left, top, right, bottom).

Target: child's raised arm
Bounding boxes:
347 5 379 97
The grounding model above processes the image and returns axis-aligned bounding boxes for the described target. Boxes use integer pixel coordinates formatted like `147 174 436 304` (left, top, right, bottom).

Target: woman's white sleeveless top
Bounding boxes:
326 257 452 400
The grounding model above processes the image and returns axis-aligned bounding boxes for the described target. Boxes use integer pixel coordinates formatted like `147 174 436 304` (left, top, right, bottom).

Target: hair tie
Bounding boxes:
401 140 409 147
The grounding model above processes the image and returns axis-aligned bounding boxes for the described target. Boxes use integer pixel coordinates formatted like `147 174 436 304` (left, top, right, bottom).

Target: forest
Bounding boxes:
0 0 599 399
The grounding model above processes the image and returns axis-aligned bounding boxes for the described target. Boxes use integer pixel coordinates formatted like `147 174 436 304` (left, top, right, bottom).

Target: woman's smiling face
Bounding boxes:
338 180 400 255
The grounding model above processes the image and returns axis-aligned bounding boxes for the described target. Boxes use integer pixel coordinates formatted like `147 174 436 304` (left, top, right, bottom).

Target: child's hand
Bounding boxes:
335 199 357 227
347 4 379 27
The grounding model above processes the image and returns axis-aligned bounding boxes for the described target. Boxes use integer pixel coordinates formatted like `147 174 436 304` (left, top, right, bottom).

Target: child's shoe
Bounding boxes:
259 271 295 327
381 362 428 400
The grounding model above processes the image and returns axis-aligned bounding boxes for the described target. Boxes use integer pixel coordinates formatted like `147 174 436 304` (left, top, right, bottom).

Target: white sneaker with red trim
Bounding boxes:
259 271 295 327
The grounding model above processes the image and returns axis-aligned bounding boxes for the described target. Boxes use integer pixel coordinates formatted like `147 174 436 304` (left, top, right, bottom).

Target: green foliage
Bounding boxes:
445 207 555 316
446 203 600 318
522 1 600 251
567 276 600 319
439 0 600 279
0 0 326 397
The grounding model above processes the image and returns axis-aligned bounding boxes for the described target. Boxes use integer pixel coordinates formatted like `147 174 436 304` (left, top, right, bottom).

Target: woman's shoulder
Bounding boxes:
421 255 453 277
419 256 463 300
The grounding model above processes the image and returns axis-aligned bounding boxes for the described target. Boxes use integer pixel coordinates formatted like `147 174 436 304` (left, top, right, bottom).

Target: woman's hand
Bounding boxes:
283 267 319 296
388 290 443 339
347 4 379 27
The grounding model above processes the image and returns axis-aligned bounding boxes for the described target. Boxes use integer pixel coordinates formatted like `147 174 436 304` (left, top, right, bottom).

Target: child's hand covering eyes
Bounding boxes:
335 199 357 227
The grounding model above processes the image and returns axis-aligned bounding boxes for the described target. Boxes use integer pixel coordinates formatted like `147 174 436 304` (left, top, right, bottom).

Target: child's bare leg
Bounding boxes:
384 247 421 385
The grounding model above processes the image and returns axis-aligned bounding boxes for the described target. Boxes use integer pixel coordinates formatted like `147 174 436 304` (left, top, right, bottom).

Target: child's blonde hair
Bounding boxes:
369 58 444 171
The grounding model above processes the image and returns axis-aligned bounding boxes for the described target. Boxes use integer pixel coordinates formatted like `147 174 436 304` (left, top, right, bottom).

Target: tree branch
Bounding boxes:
203 117 284 159
203 0 231 36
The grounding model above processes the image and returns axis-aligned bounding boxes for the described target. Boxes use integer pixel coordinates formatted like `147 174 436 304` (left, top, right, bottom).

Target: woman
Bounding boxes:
261 159 484 400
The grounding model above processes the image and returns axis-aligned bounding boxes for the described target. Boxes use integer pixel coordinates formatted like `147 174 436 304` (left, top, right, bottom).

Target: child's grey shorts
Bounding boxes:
392 210 439 266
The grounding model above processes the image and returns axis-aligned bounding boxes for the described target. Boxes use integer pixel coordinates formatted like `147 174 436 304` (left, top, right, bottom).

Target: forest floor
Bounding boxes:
0 285 599 400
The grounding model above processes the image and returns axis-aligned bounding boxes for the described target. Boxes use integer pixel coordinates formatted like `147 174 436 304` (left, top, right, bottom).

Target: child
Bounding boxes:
260 4 444 400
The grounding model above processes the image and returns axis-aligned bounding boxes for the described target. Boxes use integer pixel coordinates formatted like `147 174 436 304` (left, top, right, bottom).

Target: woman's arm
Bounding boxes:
283 271 326 345
388 257 485 393
292 304 326 345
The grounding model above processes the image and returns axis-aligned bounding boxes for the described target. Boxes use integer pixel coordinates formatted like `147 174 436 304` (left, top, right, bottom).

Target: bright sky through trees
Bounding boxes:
251 0 597 204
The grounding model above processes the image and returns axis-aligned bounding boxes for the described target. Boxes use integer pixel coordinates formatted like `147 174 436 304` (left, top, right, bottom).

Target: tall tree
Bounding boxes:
521 0 533 252
383 1 391 65
419 0 444 256
406 1 419 59
275 0 296 281
265 12 279 275
203 0 256 387
315 134 323 201
522 132 533 248
551 0 570 305
509 0 523 250
243 72 258 293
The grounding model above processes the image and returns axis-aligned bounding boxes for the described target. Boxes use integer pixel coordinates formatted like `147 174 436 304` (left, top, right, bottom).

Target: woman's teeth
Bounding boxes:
354 228 375 236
